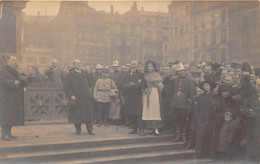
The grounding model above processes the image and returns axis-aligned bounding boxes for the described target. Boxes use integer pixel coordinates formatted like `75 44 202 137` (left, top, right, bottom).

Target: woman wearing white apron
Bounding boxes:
142 60 164 135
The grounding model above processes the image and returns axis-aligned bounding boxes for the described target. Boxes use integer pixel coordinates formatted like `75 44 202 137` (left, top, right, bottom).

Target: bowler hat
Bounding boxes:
67 99 77 110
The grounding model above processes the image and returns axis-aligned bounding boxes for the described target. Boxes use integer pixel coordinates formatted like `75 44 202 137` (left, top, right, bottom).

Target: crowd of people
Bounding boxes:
1 55 260 163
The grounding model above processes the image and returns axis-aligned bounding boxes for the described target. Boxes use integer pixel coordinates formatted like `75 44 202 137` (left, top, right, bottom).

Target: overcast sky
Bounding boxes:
23 1 171 16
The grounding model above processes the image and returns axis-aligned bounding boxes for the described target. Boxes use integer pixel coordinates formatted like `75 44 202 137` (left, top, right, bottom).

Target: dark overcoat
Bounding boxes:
170 76 195 109
208 95 234 157
0 65 27 125
121 70 146 116
63 69 93 123
243 94 260 162
161 76 174 121
195 92 214 154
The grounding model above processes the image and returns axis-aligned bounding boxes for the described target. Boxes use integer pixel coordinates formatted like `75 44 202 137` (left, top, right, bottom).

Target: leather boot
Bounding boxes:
185 130 194 149
128 128 138 134
97 112 102 127
172 131 181 142
104 114 108 126
185 141 192 149
182 133 187 144
140 129 145 136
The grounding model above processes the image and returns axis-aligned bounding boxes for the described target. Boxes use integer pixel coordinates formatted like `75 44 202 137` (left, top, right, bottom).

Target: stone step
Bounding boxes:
52 149 202 164
0 135 172 154
0 141 184 163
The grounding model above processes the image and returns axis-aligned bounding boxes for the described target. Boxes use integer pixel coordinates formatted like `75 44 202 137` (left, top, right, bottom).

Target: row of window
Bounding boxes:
172 24 189 36
193 29 227 48
76 46 105 57
193 50 227 63
193 8 227 31
168 41 190 52
170 5 190 20
77 29 105 42
110 24 139 35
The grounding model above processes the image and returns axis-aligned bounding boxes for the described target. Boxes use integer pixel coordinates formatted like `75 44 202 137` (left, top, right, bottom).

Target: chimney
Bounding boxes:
131 2 137 11
110 5 114 14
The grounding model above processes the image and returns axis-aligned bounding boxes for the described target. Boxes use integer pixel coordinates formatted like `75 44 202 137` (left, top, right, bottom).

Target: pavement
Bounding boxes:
0 119 167 148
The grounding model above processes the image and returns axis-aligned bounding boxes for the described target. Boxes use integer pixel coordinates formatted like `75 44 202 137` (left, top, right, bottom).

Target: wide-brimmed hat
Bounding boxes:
199 80 216 90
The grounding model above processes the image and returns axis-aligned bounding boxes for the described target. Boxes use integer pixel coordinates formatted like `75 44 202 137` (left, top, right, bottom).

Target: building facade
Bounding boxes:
50 2 168 66
22 14 55 69
229 1 260 67
22 2 260 67
51 2 108 66
0 1 27 63
168 2 192 64
190 1 230 65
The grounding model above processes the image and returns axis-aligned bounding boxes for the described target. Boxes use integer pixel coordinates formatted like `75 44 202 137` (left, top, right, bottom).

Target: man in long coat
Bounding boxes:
0 56 27 141
63 59 94 135
121 60 146 136
171 63 195 143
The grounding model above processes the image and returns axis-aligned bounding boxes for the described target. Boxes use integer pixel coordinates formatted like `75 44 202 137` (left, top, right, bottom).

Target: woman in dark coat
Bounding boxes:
208 84 233 158
0 56 28 141
194 81 215 158
63 60 94 135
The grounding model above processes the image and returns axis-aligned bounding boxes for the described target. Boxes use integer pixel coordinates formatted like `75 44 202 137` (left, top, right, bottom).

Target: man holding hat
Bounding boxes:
63 59 95 135
171 63 195 143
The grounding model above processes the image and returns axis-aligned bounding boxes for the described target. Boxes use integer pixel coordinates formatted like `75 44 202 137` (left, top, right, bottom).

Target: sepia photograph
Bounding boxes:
0 0 260 163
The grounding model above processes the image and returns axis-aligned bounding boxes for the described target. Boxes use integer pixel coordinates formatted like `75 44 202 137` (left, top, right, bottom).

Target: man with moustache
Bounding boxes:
0 56 28 141
171 63 195 143
63 59 95 135
121 60 146 136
